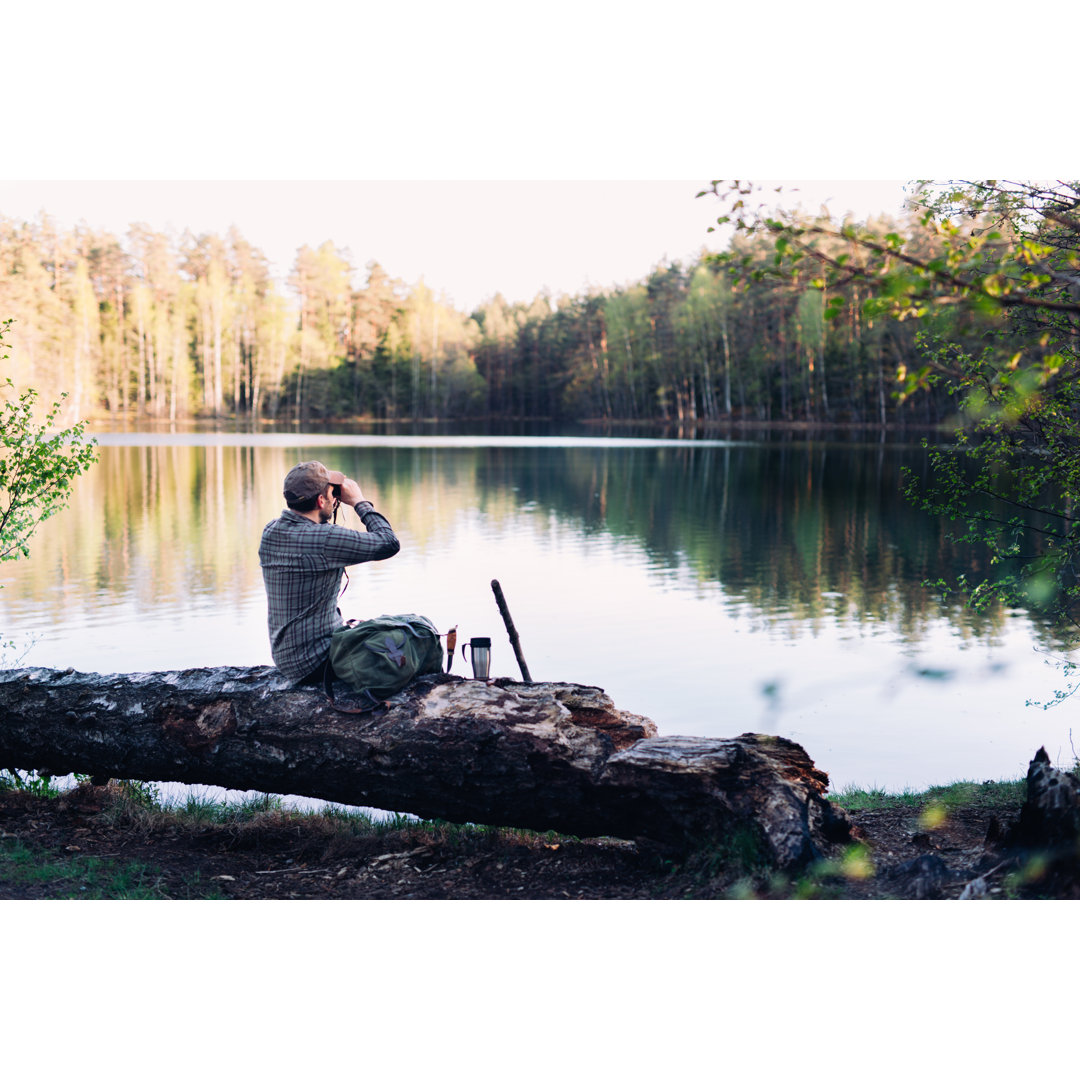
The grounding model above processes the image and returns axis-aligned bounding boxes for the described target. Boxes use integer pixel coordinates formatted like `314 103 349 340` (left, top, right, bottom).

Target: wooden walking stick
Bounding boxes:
491 579 532 683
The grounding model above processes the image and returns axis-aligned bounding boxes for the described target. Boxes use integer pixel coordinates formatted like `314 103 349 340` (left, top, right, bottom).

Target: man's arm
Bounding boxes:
354 503 400 558
317 508 399 565
323 475 400 565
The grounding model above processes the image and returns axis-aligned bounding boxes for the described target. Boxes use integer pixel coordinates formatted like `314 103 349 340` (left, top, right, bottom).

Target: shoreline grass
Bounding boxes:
0 766 1046 832
3 766 1074 899
828 777 1029 812
0 832 223 899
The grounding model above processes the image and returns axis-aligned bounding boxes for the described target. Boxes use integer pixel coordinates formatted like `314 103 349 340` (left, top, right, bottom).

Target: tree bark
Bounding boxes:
0 666 855 868
958 747 1080 899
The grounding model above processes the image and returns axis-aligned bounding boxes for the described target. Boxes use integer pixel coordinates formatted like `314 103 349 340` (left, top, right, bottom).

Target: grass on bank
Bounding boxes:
829 777 1029 813
0 767 1070 900
696 775 1054 899
6 769 1036 820
0 769 561 842
0 770 566 899
828 777 1033 842
0 834 219 899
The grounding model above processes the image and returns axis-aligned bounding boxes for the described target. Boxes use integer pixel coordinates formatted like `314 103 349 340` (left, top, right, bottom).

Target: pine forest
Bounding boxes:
0 204 1024 428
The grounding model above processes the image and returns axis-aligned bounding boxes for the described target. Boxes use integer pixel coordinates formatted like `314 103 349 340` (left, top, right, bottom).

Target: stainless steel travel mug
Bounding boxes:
463 637 491 679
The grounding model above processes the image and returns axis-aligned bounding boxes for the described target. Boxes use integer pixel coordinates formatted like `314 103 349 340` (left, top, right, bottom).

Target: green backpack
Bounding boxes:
328 614 445 707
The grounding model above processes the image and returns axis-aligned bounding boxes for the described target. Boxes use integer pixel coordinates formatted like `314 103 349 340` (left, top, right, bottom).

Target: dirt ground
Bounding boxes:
3 780 1060 900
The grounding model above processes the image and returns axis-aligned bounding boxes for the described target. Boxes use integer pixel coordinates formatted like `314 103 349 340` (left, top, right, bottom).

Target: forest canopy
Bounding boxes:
0 188 1043 427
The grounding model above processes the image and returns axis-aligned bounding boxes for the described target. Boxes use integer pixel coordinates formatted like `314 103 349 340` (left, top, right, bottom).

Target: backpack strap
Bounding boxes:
322 655 385 715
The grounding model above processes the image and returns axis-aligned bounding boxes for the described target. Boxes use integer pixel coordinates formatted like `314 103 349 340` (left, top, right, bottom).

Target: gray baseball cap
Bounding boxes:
283 461 345 503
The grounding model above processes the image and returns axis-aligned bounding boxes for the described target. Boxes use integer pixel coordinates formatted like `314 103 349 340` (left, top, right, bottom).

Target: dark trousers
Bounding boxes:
296 654 330 688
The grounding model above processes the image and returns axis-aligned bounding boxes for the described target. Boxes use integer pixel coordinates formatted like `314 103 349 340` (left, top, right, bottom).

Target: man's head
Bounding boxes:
284 461 345 520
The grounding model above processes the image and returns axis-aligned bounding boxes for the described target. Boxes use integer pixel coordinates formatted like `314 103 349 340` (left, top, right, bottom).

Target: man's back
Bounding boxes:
259 477 400 683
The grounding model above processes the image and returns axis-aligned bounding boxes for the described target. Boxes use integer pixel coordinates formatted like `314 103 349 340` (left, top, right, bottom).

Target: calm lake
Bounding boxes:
2 429 1076 793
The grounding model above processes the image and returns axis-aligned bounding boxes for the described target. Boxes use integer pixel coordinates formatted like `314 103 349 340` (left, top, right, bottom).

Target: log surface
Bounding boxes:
0 665 854 867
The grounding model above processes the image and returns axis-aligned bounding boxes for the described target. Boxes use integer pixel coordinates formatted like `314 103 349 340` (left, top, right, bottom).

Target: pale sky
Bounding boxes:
4 4 1061 313
0 179 912 312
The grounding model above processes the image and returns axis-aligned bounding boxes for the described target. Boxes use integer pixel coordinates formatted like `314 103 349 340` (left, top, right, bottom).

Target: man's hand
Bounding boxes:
338 477 364 506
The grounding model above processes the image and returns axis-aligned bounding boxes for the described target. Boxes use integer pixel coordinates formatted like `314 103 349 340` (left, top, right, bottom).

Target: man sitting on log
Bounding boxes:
259 461 400 686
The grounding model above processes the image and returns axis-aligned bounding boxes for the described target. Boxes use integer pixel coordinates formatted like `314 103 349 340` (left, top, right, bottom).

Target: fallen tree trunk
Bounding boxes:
0 666 855 868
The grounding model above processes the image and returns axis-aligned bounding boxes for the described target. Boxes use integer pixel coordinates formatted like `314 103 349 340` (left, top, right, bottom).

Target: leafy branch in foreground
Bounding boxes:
699 179 1080 326
0 318 98 565
699 180 1080 646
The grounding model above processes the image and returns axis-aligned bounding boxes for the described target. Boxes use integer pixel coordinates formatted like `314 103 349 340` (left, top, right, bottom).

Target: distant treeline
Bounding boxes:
0 209 1019 426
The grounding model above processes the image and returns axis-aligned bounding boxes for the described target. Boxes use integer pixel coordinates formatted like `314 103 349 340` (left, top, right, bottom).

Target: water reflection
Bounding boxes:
1 434 1073 791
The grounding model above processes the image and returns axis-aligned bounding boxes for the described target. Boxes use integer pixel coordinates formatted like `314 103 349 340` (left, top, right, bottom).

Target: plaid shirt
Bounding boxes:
259 501 400 683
